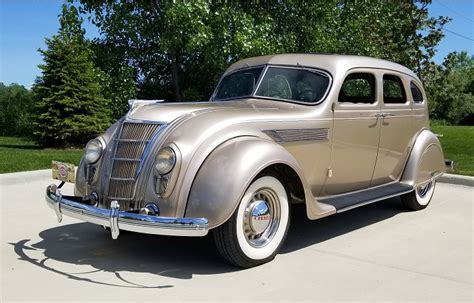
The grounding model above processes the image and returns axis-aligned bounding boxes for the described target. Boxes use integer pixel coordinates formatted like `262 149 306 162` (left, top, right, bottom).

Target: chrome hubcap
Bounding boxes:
243 188 280 248
250 201 271 234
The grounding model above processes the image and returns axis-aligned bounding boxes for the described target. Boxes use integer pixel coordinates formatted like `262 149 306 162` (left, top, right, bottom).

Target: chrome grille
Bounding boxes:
107 122 161 210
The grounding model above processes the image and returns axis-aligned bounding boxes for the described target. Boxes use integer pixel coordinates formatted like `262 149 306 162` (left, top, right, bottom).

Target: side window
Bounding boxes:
383 74 407 104
410 81 424 103
338 73 376 103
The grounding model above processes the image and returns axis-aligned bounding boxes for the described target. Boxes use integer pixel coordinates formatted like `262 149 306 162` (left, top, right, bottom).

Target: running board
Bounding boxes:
320 183 413 213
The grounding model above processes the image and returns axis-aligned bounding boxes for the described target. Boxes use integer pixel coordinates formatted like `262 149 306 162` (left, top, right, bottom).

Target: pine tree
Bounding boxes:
33 4 110 147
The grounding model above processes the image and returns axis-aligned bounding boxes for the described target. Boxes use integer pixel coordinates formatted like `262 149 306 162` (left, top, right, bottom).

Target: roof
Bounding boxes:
225 54 420 81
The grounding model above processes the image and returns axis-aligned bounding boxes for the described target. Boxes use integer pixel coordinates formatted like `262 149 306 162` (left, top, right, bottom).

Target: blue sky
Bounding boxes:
1 0 472 87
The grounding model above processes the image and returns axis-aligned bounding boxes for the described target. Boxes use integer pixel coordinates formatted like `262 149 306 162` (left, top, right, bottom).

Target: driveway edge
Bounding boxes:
1 170 473 187
438 173 474 187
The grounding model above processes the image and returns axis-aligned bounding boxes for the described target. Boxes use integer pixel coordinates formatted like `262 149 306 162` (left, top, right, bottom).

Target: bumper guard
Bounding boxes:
45 184 209 239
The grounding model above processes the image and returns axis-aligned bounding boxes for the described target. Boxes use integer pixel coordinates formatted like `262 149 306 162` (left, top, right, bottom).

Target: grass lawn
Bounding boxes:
0 125 472 176
431 123 474 176
0 137 83 174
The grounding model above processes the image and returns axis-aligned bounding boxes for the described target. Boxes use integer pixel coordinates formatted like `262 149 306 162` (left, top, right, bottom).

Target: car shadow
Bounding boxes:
282 196 405 253
10 197 405 287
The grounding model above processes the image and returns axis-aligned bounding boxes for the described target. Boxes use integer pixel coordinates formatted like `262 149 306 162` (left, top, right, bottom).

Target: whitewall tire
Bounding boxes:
402 180 436 211
214 173 290 268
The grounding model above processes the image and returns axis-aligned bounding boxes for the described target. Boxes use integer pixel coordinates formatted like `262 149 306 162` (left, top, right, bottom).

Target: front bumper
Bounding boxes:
45 184 209 239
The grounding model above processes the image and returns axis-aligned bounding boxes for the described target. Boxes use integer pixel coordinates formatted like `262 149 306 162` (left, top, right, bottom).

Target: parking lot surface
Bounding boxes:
1 170 473 302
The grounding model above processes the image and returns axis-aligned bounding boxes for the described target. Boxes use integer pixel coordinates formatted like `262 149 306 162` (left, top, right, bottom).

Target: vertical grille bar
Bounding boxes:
106 122 161 210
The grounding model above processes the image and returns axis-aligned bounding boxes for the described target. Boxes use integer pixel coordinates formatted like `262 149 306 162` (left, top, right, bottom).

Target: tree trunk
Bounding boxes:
171 53 182 101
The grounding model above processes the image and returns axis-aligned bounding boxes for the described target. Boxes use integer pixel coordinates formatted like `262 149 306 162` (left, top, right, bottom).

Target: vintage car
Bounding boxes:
46 54 446 268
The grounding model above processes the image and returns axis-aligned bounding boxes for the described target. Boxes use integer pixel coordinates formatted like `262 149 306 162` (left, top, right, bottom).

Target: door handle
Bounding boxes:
374 113 395 118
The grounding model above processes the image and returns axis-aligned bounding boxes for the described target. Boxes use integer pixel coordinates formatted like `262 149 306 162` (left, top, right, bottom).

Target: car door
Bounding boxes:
371 73 417 186
323 70 381 195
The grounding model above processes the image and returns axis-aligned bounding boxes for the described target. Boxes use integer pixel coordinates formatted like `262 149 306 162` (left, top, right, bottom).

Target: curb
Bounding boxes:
1 169 473 187
437 173 474 187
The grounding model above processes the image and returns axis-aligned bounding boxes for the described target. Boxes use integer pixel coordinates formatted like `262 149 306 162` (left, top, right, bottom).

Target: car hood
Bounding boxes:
126 99 293 123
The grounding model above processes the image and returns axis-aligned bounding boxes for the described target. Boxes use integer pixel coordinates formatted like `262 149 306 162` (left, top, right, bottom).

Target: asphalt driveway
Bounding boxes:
1 170 472 302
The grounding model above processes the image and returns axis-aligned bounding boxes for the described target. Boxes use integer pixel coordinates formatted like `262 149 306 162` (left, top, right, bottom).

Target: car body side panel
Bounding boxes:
186 136 336 228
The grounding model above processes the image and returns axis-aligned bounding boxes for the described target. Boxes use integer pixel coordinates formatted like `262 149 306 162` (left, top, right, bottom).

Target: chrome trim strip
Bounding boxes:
46 185 209 237
211 64 333 106
263 128 329 143
336 187 413 213
253 65 333 106
112 158 141 162
114 138 152 143
110 177 136 181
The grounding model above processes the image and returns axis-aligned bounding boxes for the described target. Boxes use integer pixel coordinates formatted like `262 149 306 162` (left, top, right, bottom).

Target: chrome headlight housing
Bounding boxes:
155 147 176 175
84 138 104 164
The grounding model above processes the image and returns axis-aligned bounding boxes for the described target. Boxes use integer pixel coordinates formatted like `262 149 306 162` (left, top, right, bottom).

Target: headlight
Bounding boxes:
155 147 176 175
84 138 103 164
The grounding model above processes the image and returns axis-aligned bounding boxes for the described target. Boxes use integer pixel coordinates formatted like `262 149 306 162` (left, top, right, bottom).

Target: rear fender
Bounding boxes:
401 129 446 186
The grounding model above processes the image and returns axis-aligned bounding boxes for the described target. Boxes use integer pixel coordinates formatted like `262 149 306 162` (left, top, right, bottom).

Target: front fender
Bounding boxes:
185 137 306 228
401 129 446 186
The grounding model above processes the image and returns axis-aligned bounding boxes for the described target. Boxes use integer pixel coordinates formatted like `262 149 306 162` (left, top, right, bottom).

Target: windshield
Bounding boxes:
214 67 264 101
214 66 330 104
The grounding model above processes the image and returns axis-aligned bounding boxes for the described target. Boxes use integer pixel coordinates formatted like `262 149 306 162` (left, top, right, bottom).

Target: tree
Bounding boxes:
0 83 35 137
426 52 474 124
76 1 450 115
33 4 110 147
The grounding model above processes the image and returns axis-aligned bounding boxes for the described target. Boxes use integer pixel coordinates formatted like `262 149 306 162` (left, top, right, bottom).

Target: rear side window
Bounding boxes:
410 81 424 103
383 74 406 104
338 73 376 103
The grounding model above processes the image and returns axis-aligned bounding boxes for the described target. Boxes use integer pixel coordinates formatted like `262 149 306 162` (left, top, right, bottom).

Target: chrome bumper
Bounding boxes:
45 184 209 239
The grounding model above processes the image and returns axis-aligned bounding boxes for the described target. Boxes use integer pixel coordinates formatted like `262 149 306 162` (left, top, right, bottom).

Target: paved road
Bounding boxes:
1 170 473 302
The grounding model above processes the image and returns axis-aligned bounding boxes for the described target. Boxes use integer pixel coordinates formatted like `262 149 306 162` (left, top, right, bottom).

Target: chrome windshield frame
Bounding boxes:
211 65 267 102
211 64 333 106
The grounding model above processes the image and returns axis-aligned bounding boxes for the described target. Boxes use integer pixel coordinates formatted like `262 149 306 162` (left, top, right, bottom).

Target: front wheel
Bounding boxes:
401 180 436 211
214 174 290 268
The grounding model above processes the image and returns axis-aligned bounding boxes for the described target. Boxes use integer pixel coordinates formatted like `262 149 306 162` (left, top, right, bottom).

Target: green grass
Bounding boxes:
0 137 83 173
1 125 473 176
431 123 474 176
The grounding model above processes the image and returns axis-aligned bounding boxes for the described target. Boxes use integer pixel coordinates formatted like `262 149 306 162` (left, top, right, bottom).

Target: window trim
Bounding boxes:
410 80 425 104
211 65 267 101
337 72 378 105
382 73 409 105
212 64 333 106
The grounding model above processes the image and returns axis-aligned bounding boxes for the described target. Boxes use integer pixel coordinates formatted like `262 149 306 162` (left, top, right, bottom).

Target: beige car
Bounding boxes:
46 54 446 268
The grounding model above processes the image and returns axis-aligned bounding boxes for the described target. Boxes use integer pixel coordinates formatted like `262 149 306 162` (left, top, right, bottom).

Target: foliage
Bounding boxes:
76 0 449 118
0 136 82 173
425 52 474 124
431 123 474 176
0 83 35 137
33 4 111 147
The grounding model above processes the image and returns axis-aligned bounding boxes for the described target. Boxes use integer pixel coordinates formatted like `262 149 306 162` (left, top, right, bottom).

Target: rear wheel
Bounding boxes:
402 180 436 211
214 174 290 268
